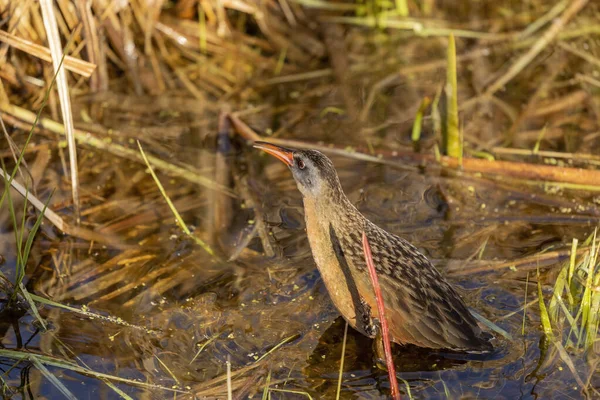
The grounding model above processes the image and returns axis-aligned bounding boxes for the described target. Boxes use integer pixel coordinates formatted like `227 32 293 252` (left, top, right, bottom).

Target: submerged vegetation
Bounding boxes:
1 0 600 398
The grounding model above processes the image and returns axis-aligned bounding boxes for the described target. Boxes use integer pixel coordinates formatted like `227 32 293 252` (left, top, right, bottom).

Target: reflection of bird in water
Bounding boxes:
254 142 492 352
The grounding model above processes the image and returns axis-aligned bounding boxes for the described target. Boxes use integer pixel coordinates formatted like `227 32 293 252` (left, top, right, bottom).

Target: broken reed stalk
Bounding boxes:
39 0 81 224
0 30 96 77
226 355 233 400
362 232 401 400
0 167 65 231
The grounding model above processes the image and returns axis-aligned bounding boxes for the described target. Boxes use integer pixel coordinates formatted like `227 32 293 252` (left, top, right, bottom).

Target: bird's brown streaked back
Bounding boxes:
254 141 492 352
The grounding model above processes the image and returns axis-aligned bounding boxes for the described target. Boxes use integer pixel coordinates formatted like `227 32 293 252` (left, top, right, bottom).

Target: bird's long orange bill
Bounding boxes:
253 141 294 166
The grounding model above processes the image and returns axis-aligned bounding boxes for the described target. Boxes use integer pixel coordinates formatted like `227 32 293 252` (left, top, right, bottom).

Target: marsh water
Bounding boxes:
2 1 600 398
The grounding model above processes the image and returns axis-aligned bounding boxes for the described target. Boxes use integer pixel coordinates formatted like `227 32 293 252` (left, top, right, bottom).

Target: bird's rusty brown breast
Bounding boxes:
303 196 375 336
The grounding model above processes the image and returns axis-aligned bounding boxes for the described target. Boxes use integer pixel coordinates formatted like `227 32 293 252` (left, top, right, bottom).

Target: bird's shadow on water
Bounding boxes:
302 316 515 397
306 316 506 376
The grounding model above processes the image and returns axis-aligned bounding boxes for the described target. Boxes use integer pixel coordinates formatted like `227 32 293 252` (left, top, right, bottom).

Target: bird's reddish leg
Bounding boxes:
362 231 401 400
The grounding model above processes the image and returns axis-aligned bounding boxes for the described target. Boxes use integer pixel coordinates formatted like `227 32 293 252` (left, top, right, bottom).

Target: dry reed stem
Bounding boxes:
0 166 64 231
0 30 96 77
226 355 233 400
0 167 129 247
517 0 569 40
484 0 589 96
448 247 590 276
558 42 600 70
75 0 105 90
40 0 80 224
492 147 600 165
438 155 600 188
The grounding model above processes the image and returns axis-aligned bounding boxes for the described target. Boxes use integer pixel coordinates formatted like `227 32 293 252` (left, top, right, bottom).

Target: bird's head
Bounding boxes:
254 141 343 200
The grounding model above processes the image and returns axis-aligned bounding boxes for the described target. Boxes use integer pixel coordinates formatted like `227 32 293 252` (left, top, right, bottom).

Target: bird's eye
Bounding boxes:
297 159 305 170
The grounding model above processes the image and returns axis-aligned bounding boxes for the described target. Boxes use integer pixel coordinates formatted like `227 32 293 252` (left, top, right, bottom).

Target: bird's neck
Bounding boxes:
302 189 364 232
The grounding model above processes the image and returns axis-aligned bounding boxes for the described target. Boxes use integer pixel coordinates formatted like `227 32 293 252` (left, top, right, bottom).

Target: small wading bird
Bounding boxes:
254 141 492 352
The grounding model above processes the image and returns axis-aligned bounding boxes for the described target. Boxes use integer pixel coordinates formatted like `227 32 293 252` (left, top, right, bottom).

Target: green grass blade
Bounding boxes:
0 372 12 396
549 262 568 321
553 340 586 390
189 332 220 364
261 369 271 400
445 34 461 159
154 355 180 386
20 189 54 283
335 321 348 400
2 158 24 301
17 183 28 284
586 289 600 348
102 380 134 400
399 378 413 399
537 267 554 340
3 184 53 329
579 229 597 345
0 349 188 394
30 355 78 400
555 293 579 343
470 309 512 340
29 294 157 333
568 238 578 298
532 124 547 154
441 378 450 398
136 141 215 256
411 96 431 144
255 334 298 362
19 283 47 330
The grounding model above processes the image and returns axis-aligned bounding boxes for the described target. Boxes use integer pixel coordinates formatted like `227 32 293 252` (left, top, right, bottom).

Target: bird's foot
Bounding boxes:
371 323 389 371
357 298 388 369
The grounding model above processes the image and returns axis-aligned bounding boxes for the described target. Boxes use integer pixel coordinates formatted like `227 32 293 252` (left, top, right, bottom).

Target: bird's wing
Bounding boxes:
347 222 490 351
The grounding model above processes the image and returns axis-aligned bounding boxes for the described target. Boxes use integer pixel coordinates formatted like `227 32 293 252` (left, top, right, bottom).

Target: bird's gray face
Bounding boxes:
290 150 340 199
253 142 341 200
290 151 323 197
